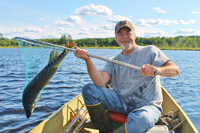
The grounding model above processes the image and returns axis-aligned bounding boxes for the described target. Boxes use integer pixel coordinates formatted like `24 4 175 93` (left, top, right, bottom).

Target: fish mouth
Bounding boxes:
26 111 32 119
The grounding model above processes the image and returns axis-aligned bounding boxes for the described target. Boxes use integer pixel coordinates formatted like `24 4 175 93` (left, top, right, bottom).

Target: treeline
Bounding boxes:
1 33 200 49
73 36 200 48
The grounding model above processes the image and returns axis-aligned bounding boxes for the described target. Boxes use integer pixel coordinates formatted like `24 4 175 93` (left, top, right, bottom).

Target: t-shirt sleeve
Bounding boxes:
102 61 113 78
151 46 170 67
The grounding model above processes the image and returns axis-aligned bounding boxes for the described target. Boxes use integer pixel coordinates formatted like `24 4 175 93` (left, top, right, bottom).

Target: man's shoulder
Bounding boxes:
112 51 122 59
138 45 158 49
137 45 160 53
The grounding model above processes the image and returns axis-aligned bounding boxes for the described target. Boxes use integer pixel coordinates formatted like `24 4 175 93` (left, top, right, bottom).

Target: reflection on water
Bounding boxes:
0 48 199 132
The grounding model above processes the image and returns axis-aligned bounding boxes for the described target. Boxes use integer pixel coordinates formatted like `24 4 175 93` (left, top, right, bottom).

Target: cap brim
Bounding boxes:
116 26 133 33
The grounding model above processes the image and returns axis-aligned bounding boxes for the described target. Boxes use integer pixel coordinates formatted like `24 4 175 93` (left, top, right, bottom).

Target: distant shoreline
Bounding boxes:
1 46 200 51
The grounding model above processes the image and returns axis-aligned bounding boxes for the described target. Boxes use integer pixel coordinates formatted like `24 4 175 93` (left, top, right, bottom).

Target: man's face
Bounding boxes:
116 27 136 50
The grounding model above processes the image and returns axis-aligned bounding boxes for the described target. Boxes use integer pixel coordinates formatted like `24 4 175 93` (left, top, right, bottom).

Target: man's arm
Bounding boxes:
74 47 111 86
140 60 180 77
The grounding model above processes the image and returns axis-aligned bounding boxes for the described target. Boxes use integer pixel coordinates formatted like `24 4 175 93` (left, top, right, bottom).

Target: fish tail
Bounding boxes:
64 39 75 54
69 41 75 48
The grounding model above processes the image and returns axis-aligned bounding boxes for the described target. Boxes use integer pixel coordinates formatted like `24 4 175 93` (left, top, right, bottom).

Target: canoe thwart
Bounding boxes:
171 119 186 131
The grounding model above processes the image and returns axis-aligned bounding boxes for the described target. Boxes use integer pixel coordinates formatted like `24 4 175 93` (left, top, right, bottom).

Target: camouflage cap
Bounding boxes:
115 20 135 33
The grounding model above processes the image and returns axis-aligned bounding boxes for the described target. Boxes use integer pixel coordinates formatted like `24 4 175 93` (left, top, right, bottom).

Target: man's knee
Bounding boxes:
126 112 154 133
82 83 103 105
82 83 96 96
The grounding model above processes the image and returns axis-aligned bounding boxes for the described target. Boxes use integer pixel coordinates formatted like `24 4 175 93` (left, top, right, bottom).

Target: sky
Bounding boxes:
0 0 200 39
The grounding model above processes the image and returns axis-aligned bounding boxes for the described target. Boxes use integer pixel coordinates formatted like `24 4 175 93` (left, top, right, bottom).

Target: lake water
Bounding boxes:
0 48 199 132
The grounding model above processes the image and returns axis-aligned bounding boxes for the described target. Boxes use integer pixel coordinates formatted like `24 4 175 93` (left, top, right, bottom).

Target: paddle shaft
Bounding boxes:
15 37 141 71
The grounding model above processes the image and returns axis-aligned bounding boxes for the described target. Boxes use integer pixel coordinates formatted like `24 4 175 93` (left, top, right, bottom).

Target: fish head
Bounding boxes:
23 101 35 119
26 111 32 119
23 91 38 119
24 99 37 119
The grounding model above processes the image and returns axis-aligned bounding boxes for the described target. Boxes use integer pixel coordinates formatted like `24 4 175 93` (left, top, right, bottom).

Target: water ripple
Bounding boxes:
0 49 199 132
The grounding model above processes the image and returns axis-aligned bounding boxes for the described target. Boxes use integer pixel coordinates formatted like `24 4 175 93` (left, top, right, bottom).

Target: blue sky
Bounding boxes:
0 0 200 39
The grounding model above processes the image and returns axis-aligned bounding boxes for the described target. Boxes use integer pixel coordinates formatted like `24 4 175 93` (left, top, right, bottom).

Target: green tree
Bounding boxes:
60 35 67 45
67 34 72 41
162 38 168 48
0 33 3 39
94 40 98 47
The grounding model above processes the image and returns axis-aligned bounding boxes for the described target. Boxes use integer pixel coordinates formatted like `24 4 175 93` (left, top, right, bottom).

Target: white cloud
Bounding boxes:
100 24 115 30
54 21 75 26
58 28 72 34
135 19 195 27
172 28 200 35
3 29 23 34
80 27 90 31
107 15 131 23
135 19 163 27
40 18 45 21
0 30 4 33
54 15 85 27
74 4 112 16
23 34 35 39
90 27 107 33
44 25 50 28
67 15 86 25
191 11 200 14
10 29 23 33
25 27 43 32
178 19 195 25
46 33 61 38
58 28 72 31
163 19 178 25
144 31 169 37
78 32 90 35
153 7 167 13
164 19 195 25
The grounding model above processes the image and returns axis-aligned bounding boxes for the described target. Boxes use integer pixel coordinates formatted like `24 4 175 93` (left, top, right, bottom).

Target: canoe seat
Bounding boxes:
107 111 170 133
107 111 127 125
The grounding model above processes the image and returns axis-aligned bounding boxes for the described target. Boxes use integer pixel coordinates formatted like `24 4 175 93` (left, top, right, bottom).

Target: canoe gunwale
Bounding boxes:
161 86 198 133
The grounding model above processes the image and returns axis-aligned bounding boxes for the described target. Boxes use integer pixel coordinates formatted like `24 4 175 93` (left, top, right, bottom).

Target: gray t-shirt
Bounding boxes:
103 45 170 113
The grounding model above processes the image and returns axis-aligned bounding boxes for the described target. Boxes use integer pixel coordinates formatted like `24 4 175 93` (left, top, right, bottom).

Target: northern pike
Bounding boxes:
22 41 74 119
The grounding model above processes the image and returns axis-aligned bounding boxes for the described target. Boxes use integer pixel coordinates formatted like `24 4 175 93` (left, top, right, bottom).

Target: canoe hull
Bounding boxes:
29 86 199 133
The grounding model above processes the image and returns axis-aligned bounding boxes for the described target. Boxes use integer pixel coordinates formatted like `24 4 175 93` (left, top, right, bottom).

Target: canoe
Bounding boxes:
29 86 199 133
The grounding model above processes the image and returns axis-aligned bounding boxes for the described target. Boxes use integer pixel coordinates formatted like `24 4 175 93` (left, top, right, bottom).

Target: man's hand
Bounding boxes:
73 47 90 61
140 61 180 77
140 64 160 77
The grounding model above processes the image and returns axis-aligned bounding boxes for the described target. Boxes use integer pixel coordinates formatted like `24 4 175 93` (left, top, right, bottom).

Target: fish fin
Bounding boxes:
49 50 61 63
49 50 55 63
32 104 35 109
55 51 60 57
39 97 42 101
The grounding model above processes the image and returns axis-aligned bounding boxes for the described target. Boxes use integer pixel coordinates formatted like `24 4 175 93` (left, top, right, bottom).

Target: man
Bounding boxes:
73 20 180 133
